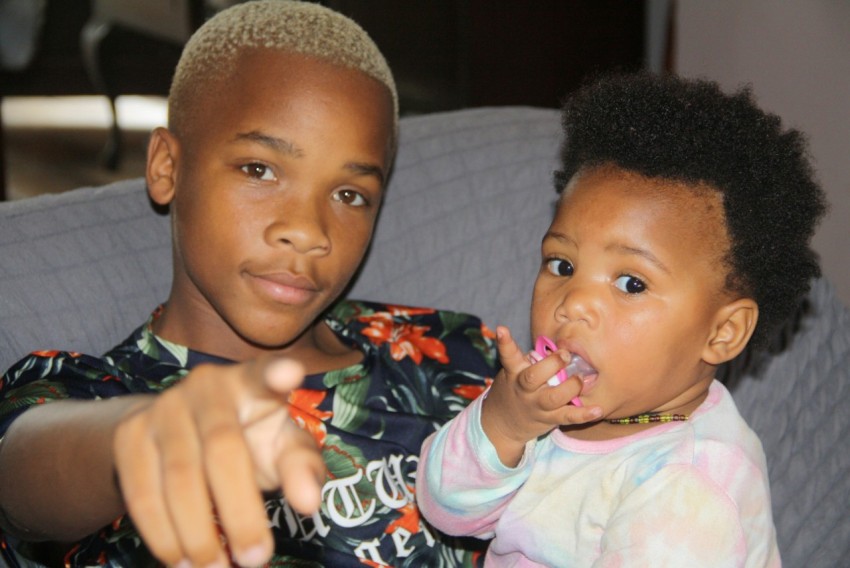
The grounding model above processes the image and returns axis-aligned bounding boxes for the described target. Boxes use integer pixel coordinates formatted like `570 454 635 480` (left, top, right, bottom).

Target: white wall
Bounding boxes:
674 0 850 308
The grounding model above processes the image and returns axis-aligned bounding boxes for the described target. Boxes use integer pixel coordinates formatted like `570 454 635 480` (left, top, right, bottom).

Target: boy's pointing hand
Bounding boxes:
113 357 325 568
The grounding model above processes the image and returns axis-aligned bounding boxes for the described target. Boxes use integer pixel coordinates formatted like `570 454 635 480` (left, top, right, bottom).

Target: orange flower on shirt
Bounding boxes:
384 501 420 535
31 350 81 358
358 560 391 567
481 323 496 340
452 378 492 401
287 389 333 447
359 312 449 365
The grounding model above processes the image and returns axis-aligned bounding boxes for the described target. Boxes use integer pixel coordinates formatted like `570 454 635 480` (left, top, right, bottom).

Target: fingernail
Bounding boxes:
528 350 543 364
590 407 603 418
236 544 269 567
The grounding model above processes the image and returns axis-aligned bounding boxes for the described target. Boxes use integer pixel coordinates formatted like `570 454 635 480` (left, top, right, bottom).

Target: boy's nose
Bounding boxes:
266 198 331 255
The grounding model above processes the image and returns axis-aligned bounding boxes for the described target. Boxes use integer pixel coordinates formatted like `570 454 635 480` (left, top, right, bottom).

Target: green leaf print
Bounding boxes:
439 311 468 338
136 333 161 360
158 340 189 367
0 380 67 415
324 365 370 431
321 433 380 524
329 300 374 323
465 326 497 368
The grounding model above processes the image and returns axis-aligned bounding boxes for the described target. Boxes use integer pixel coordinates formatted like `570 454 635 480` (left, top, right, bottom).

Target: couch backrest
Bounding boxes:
1 107 848 566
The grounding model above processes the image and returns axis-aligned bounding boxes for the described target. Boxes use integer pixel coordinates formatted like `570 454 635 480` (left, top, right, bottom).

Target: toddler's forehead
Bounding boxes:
557 168 731 257
563 167 725 220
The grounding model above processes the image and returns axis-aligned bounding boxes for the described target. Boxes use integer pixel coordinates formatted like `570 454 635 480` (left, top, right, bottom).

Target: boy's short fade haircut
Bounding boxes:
555 72 828 350
168 0 398 138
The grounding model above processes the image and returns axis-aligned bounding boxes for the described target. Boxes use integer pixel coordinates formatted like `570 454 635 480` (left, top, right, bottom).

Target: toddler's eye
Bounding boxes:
333 188 368 207
546 259 574 277
614 275 647 294
241 163 276 181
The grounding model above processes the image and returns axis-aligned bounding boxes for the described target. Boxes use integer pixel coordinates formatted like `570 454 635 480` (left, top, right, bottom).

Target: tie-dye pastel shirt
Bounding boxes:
0 300 496 568
417 380 781 567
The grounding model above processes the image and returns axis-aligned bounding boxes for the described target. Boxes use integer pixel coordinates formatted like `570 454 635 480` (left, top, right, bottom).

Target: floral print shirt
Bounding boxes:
0 300 496 568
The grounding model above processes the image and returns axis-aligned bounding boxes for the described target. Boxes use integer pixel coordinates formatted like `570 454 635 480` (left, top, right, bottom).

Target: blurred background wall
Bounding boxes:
2 0 846 305
673 0 850 307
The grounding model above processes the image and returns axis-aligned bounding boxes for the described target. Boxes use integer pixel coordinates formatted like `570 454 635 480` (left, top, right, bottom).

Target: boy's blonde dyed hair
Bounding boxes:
168 0 398 137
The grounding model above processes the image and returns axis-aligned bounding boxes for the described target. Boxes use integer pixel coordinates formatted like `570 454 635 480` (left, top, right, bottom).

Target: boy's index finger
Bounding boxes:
217 357 305 427
262 358 307 395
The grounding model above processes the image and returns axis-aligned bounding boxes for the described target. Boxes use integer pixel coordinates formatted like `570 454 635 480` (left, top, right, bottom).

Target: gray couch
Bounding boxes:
2 107 848 566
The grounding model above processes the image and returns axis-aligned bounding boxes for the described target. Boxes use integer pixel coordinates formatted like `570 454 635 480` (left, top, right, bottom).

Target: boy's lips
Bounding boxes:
249 271 319 305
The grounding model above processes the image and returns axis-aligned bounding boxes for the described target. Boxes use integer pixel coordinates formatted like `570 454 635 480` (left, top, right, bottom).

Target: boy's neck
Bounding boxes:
151 304 363 374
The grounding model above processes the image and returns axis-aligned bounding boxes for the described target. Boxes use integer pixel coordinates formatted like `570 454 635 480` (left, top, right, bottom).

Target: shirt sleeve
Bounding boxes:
0 351 135 437
416 392 536 539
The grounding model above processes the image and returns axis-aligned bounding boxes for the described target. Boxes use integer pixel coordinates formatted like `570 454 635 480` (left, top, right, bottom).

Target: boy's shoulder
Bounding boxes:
330 298 490 332
328 298 497 372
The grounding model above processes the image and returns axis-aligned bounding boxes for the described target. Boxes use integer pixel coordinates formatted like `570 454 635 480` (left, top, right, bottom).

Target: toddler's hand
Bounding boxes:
481 326 602 466
113 357 325 568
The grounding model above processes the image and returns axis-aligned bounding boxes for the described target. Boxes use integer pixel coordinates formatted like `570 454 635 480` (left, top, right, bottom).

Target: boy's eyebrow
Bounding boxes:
544 231 671 274
345 162 385 186
234 131 304 157
233 130 385 185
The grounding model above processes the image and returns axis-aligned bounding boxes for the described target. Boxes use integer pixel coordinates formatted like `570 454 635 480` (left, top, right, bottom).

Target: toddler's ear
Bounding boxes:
146 127 179 206
703 298 758 365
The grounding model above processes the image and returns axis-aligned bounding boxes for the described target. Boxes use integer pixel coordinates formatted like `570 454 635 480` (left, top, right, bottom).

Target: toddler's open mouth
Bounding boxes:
559 353 597 406
532 336 598 406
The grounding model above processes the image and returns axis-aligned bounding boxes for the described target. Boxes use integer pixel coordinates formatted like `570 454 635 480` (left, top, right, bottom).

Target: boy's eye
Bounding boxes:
614 275 647 294
546 259 574 277
333 188 368 207
241 163 276 181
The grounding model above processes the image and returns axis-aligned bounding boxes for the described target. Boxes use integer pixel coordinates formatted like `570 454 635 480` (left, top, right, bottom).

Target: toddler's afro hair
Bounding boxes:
556 72 827 350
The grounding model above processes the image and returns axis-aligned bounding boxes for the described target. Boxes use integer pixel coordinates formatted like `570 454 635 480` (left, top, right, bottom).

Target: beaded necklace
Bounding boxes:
606 413 688 425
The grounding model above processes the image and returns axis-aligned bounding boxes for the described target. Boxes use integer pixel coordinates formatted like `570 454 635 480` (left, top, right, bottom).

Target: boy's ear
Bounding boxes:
146 127 180 206
703 298 759 365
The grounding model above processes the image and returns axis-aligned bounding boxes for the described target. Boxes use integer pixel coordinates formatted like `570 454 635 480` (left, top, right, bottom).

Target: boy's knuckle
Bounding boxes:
201 422 246 457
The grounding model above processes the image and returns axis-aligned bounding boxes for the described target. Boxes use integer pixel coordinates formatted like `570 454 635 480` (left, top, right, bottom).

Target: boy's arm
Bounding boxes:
0 357 324 568
0 395 152 538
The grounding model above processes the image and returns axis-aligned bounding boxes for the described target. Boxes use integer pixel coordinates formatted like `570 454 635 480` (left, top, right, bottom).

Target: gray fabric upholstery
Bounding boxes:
0 182 171 367
1 107 848 565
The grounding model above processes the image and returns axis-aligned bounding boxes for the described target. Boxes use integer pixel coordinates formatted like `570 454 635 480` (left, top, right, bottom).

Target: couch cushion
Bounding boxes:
0 179 171 370
726 278 850 566
349 106 563 348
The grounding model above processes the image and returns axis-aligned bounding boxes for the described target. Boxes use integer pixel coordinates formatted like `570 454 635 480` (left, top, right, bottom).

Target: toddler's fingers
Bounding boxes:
536 372 584 411
554 401 603 426
495 326 527 372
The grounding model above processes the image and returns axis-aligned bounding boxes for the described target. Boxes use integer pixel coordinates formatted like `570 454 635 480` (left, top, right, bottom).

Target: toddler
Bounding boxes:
417 72 827 566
